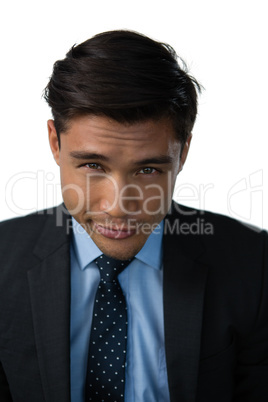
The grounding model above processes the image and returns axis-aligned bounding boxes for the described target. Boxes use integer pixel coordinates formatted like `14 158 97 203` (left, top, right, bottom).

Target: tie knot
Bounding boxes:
95 254 133 282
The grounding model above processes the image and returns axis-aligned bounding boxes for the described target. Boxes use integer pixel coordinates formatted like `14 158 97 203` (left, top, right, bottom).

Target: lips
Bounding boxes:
93 222 136 240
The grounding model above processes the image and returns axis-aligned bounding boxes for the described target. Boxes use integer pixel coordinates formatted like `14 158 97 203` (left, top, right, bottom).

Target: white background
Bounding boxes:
1 0 267 229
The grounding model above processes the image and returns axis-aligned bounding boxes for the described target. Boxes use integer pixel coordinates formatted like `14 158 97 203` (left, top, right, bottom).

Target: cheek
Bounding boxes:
59 168 87 216
60 170 105 217
141 176 174 216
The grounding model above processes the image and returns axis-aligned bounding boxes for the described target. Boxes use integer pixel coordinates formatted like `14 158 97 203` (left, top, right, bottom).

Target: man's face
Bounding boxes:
48 115 190 260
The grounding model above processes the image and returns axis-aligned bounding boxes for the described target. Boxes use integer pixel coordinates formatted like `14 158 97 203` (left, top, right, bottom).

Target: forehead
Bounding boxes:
63 115 179 148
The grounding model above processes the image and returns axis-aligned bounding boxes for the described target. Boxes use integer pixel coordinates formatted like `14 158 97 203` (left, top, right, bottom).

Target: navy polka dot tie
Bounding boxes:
85 254 133 401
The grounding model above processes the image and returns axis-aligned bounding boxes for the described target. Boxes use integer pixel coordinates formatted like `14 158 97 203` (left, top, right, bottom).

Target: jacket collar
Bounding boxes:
32 204 71 260
163 203 208 402
28 205 71 402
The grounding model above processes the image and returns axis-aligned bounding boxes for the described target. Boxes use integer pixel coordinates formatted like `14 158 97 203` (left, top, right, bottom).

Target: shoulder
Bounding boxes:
167 202 267 238
0 205 61 241
0 208 51 233
0 204 70 263
165 202 268 263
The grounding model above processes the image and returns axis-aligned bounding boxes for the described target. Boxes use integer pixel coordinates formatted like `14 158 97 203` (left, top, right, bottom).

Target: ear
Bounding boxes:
178 134 192 173
47 119 60 165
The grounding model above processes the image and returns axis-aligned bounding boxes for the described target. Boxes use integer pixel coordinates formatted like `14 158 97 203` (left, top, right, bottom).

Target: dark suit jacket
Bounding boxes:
0 203 268 402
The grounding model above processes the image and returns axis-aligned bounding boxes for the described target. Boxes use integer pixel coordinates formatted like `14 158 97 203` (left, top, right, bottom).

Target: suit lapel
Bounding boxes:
27 206 71 402
163 206 208 402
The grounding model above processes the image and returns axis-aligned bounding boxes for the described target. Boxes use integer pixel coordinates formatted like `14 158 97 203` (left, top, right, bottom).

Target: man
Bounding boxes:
0 30 268 402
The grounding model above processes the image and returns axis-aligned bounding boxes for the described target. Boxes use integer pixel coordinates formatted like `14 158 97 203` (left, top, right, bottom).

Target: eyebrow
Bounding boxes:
69 151 109 162
133 156 173 165
69 151 173 165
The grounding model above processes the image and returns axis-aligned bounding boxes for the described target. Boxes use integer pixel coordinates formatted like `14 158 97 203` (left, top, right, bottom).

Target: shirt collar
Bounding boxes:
135 222 163 270
71 217 163 271
72 218 102 270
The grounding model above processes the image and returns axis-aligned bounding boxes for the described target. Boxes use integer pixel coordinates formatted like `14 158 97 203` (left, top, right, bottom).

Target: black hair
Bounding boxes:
44 30 201 146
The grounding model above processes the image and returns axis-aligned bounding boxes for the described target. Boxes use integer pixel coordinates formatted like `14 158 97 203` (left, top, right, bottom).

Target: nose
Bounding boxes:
99 176 141 218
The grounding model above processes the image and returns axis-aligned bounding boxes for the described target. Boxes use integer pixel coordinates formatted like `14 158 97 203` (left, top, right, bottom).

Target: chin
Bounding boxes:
91 233 147 261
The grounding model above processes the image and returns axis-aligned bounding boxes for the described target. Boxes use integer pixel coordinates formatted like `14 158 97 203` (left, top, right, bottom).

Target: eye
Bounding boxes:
139 167 157 175
84 163 103 170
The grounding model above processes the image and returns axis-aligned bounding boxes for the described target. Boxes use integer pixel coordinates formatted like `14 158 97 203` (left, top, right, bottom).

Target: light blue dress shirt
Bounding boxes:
70 218 170 402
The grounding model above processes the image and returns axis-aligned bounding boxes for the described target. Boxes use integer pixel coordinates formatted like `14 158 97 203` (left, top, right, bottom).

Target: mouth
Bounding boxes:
92 222 137 240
